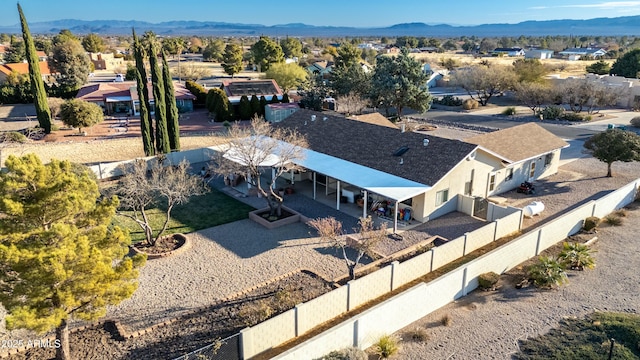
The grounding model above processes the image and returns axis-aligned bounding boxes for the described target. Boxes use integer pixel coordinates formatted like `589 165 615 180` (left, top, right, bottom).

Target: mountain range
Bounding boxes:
1 16 639 37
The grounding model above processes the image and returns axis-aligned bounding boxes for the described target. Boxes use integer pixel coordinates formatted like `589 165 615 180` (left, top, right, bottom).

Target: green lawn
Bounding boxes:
515 312 640 360
113 188 255 242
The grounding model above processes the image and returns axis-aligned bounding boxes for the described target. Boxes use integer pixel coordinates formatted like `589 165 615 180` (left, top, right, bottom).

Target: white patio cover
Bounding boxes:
298 147 430 202
210 138 431 202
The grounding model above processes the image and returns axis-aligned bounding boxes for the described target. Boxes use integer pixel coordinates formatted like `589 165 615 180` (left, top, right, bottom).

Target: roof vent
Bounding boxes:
311 115 316 121
423 139 429 147
401 123 406 133
323 116 328 121
393 146 409 157
304 120 307 125
400 157 404 165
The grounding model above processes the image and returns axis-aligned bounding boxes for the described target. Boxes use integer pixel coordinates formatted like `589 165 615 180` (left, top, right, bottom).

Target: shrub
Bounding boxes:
527 256 568 288
462 98 479 110
478 272 500 289
631 116 640 128
406 327 430 343
603 215 623 226
433 95 463 106
558 242 596 270
583 216 600 231
373 335 400 359
540 105 564 120
441 314 452 326
614 209 628 217
501 107 517 116
561 112 588 122
320 347 367 360
238 300 273 326
0 131 27 144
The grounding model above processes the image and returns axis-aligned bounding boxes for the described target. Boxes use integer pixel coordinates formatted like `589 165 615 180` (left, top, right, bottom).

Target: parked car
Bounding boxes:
114 74 125 82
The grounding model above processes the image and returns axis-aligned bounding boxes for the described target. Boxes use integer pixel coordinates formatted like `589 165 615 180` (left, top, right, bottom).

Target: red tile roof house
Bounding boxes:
218 109 568 232
75 81 196 115
0 61 52 84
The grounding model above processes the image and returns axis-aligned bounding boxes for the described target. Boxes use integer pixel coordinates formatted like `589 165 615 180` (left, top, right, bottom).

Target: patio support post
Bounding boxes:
393 200 399 233
290 169 294 184
313 172 317 199
271 168 276 189
246 173 251 189
336 180 341 211
362 190 368 218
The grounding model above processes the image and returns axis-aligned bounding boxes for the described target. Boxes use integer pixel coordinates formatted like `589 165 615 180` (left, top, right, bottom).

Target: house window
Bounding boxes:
436 189 449 206
464 181 472 196
489 174 496 192
506 168 514 181
529 162 536 178
545 153 553 167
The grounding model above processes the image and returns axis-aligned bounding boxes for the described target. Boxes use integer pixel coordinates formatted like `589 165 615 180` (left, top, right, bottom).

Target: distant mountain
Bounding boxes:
1 16 639 36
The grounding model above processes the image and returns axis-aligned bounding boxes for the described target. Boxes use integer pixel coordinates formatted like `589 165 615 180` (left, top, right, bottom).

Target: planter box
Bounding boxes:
249 206 301 229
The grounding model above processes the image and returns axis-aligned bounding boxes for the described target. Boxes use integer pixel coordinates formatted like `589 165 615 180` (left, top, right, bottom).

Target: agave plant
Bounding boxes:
558 242 596 270
527 256 568 288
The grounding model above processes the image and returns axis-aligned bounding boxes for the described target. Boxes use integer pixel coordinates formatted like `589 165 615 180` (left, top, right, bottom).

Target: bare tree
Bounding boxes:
211 117 307 217
557 79 624 114
309 216 387 280
172 61 212 82
514 82 551 115
450 65 517 106
115 157 208 246
336 93 368 115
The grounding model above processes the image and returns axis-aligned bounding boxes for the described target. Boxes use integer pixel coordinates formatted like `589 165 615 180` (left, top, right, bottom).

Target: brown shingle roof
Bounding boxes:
348 113 398 129
273 109 478 186
465 123 569 163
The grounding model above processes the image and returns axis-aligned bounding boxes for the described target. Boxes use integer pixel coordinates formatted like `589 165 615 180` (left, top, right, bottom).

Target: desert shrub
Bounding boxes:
0 131 27 144
462 98 479 110
434 95 463 106
540 105 564 120
561 112 588 121
501 107 517 116
319 347 367 360
478 272 500 289
603 215 623 226
406 327 430 343
558 242 596 270
630 116 640 128
441 314 452 326
238 300 273 326
583 216 600 231
527 256 568 288
373 335 400 359
614 209 628 217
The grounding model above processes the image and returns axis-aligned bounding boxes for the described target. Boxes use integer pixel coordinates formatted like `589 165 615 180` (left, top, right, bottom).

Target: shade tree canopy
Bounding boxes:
584 129 640 177
59 98 104 133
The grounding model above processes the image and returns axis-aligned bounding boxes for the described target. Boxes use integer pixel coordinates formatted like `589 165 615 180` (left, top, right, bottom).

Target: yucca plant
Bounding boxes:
374 334 400 359
527 256 568 288
558 242 596 270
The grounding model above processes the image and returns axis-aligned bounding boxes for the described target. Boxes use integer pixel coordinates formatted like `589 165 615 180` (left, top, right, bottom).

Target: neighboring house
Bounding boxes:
221 79 283 104
265 103 300 123
558 47 607 60
0 44 7 64
525 49 554 59
464 123 569 197
492 47 525 57
89 52 124 71
385 46 400 55
255 110 566 232
0 61 52 84
305 60 331 75
75 81 196 115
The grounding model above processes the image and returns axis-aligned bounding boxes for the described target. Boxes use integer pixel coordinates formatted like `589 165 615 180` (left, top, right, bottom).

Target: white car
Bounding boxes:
114 74 125 82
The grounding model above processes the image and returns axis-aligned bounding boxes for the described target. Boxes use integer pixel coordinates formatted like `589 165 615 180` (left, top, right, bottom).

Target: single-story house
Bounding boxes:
492 47 525 57
75 81 196 115
243 110 568 231
0 61 52 84
525 49 554 59
558 47 607 60
220 79 283 104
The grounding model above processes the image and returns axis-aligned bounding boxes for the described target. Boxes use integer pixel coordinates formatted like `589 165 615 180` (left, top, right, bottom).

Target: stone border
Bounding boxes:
249 206 301 229
129 233 191 260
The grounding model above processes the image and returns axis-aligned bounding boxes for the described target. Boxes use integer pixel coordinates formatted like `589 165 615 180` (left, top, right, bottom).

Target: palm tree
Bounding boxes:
527 256 568 288
558 242 596 271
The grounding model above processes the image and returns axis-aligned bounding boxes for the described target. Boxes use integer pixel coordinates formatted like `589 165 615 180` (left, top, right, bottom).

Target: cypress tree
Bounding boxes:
161 51 180 151
282 93 290 103
259 96 268 116
250 95 261 118
132 29 154 156
148 36 170 154
270 94 280 104
205 88 218 114
238 95 251 120
18 4 51 133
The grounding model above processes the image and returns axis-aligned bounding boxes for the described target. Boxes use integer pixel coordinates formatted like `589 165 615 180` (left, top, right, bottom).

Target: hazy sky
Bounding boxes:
5 0 640 27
